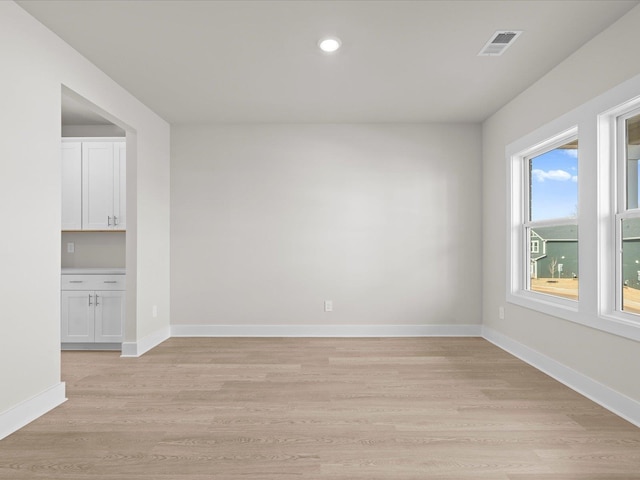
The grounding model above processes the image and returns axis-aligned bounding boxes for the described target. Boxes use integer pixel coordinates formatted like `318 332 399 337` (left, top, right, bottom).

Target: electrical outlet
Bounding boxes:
498 306 505 320
152 305 158 318
324 300 333 312
66 242 75 253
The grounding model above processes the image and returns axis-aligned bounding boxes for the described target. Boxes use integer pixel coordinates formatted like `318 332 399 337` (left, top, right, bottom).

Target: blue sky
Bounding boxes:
530 148 578 221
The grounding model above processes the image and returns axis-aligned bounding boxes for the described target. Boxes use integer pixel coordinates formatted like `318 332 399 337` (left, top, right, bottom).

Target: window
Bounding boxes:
617 109 640 316
525 137 579 300
530 239 539 254
507 78 640 341
508 127 579 310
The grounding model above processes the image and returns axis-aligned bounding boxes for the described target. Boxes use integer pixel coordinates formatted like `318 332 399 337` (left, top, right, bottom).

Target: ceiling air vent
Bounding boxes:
478 30 523 56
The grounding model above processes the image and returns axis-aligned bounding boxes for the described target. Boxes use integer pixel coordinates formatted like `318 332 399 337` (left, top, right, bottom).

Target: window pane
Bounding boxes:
621 217 640 314
528 225 578 300
529 140 578 222
626 114 640 210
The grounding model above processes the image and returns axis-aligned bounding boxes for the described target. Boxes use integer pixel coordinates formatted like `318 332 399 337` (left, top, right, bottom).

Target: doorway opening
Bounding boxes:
60 86 136 354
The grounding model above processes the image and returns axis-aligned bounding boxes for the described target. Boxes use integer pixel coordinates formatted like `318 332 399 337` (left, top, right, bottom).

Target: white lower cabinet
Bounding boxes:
94 291 126 342
61 291 95 343
61 273 125 345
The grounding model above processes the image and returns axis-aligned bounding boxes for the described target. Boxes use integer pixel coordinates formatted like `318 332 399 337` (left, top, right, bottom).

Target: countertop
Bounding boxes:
61 267 126 275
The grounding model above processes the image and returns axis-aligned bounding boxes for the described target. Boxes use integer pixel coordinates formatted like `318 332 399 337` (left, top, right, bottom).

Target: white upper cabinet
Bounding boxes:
62 138 126 231
82 142 115 230
61 142 82 230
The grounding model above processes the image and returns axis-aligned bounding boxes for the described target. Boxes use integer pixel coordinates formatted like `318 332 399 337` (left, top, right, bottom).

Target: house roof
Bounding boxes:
533 220 640 241
622 219 640 239
531 225 578 241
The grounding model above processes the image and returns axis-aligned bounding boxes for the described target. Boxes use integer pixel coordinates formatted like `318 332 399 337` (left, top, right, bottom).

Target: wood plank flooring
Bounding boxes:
1 337 639 479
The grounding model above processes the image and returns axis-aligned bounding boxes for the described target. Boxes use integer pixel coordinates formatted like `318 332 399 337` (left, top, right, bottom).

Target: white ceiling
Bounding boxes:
19 0 640 124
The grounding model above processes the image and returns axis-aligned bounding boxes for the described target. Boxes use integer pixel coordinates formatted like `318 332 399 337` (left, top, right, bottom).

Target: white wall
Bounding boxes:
483 4 640 403
171 124 482 330
0 1 170 429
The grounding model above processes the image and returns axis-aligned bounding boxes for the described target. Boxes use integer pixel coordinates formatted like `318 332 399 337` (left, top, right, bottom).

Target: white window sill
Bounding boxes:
507 290 640 342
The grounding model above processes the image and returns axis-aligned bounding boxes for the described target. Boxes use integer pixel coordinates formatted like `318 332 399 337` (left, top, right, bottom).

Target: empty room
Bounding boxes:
1 1 640 478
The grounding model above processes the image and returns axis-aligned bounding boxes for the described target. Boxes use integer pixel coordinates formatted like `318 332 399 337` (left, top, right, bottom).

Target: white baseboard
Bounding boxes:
482 326 640 428
171 324 483 337
0 382 66 441
121 325 171 357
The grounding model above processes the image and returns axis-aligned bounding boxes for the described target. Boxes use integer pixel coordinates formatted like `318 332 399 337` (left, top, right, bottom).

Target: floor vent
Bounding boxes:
478 30 522 56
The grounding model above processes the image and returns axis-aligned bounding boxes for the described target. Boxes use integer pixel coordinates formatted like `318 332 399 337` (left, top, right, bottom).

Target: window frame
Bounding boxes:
606 106 640 318
508 126 580 313
589 95 640 341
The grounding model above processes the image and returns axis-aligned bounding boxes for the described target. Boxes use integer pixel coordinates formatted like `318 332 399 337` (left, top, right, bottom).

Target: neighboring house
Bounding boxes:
530 221 640 287
530 225 578 279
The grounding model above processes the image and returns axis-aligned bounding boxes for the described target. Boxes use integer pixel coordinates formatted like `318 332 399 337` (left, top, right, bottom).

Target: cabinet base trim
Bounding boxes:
0 382 66 441
61 343 121 351
121 326 170 358
170 324 483 337
483 326 640 428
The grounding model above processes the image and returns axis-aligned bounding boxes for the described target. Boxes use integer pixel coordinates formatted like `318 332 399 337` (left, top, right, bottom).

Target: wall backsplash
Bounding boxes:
61 231 126 268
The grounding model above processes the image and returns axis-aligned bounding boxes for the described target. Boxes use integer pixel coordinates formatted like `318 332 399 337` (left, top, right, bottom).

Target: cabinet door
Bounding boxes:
113 142 126 230
82 142 115 230
94 290 125 343
61 291 95 343
61 142 82 230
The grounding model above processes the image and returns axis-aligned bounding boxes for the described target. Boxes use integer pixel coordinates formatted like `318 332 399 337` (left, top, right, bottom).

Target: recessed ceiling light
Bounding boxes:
318 37 341 53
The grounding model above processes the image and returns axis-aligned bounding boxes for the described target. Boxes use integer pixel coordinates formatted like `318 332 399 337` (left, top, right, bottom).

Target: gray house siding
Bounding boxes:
530 221 640 291
622 219 640 289
622 239 640 289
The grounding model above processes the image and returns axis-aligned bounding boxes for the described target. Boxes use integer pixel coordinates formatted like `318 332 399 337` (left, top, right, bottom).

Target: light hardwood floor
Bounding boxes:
1 337 639 479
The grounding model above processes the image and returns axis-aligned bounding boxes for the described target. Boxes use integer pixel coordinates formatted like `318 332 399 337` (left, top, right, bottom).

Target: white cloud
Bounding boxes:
571 175 578 182
531 169 573 182
562 148 578 158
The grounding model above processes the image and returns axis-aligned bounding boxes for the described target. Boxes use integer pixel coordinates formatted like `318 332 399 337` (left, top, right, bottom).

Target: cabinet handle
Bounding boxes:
69 281 83 283
88 294 92 306
108 216 112 226
103 281 117 284
95 294 100 306
114 216 118 226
